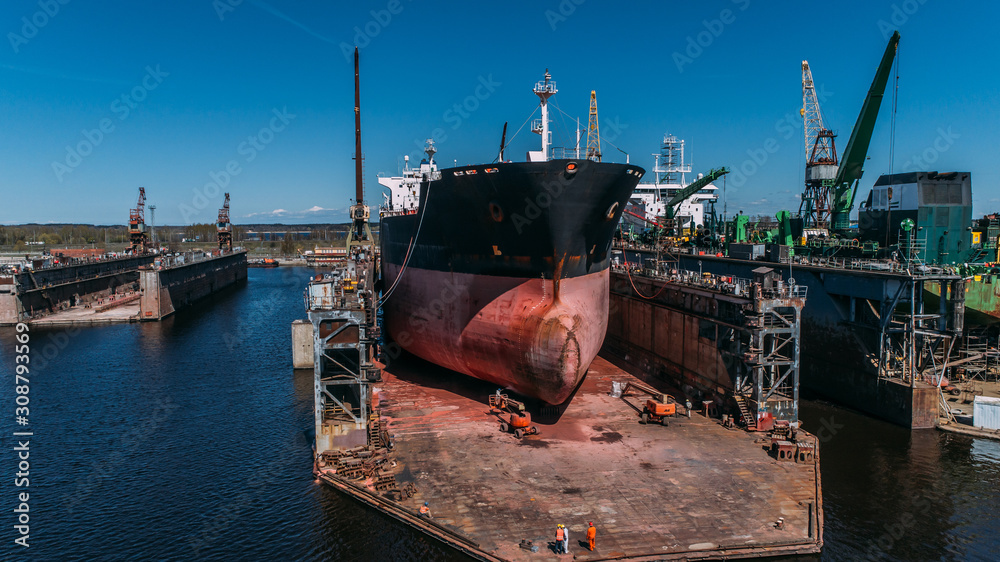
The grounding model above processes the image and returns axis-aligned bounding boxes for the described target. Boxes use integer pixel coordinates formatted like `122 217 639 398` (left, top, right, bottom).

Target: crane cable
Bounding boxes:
618 229 670 300
377 181 432 308
492 105 539 163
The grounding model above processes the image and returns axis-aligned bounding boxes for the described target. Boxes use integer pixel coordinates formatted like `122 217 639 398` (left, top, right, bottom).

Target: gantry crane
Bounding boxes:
217 192 232 252
128 187 148 255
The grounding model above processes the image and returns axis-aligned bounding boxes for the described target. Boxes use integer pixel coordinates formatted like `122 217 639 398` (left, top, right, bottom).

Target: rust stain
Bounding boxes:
552 254 564 303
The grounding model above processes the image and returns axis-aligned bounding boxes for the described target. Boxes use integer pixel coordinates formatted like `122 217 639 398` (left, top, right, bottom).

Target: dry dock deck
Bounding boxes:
321 355 822 561
27 302 139 326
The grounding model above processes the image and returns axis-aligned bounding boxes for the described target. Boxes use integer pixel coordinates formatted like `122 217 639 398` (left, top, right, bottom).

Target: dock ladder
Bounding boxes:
734 395 757 430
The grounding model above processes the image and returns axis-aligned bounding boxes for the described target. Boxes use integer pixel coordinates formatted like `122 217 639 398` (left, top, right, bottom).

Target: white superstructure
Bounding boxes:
379 140 440 215
631 133 718 231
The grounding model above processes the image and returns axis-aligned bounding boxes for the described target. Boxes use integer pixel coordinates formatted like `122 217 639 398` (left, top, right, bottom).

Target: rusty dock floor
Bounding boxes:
319 355 823 560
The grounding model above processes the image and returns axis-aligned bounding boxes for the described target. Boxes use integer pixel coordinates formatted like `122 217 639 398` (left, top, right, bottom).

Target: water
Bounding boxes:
0 268 465 561
798 400 1000 561
1 267 997 560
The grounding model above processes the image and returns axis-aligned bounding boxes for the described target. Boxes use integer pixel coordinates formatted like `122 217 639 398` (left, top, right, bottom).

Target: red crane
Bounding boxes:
217 193 232 252
128 187 148 255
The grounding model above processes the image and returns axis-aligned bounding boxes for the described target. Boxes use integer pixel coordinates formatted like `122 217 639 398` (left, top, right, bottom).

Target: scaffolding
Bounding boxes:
734 268 806 429
306 258 380 454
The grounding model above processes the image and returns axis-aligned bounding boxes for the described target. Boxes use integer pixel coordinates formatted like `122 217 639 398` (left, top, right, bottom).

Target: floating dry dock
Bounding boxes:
0 250 246 325
318 356 822 560
303 259 822 560
138 250 247 320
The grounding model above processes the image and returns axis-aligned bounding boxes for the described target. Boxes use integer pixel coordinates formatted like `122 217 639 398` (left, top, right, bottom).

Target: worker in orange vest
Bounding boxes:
586 521 596 551
419 502 431 518
555 524 565 553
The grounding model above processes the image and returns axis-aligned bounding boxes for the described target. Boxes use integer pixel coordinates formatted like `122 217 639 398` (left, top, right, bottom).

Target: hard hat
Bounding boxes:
424 502 428 506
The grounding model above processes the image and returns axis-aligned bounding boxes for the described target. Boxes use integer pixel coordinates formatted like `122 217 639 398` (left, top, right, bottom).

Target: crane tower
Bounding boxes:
800 61 838 229
128 187 148 255
586 90 601 162
217 193 232 252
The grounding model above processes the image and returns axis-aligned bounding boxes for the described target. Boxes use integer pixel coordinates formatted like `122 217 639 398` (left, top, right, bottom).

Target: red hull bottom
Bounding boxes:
382 266 610 404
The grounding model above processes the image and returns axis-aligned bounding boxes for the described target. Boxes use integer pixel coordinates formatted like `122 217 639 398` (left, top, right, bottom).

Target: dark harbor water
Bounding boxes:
0 267 997 560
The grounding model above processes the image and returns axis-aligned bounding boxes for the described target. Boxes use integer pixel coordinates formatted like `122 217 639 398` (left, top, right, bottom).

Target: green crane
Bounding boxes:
660 167 730 232
829 31 900 233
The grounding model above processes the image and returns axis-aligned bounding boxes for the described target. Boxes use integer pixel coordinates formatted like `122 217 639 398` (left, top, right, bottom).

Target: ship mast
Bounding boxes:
529 69 557 162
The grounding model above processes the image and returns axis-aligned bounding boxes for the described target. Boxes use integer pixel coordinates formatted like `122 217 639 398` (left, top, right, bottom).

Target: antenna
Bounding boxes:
148 205 156 245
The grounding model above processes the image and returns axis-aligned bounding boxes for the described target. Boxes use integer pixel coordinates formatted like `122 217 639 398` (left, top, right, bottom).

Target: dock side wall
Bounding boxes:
674 254 937 429
603 272 743 402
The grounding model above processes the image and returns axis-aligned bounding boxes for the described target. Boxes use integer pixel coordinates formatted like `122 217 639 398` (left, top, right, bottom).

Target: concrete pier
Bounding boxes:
139 250 247 321
291 319 313 369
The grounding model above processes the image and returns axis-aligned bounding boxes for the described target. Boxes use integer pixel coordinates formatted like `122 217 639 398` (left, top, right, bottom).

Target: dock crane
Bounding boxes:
345 47 374 254
799 61 839 229
128 187 148 255
659 167 729 236
825 31 900 234
586 90 601 162
217 193 232 252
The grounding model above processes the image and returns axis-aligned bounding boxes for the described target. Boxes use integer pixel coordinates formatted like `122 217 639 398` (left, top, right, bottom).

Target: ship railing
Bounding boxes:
613 264 807 300
551 147 584 159
379 207 419 218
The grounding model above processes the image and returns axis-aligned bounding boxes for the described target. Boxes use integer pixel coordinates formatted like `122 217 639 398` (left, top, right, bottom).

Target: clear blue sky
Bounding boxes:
1 0 997 225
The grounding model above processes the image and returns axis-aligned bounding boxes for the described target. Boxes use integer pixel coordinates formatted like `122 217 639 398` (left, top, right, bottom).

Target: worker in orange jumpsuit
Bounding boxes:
586 521 596 551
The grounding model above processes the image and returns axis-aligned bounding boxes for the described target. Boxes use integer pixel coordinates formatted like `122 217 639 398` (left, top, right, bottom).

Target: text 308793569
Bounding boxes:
13 322 32 548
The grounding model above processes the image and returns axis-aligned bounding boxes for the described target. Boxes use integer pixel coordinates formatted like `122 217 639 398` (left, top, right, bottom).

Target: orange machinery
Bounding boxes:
619 381 677 426
488 390 540 439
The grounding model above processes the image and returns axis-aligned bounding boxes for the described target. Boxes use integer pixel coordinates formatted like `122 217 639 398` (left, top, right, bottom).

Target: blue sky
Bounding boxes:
1 0 997 225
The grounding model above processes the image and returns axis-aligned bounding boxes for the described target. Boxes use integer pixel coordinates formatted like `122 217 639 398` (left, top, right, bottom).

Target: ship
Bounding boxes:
628 133 719 232
378 71 645 404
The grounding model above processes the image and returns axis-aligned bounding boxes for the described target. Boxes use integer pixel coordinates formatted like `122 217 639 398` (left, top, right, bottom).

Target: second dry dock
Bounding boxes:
320 355 822 561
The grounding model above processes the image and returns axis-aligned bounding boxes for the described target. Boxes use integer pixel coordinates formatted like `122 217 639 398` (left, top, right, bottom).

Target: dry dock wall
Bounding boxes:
673 253 939 429
139 251 247 320
605 272 743 401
